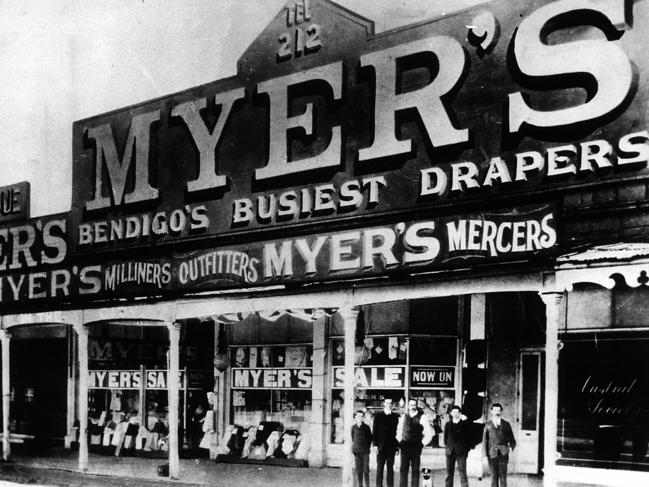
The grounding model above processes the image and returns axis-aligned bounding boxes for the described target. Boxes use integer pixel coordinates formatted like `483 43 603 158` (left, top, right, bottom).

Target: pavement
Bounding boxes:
0 448 605 487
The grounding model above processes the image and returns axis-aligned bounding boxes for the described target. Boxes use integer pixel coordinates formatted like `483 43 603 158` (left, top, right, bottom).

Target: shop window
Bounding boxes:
331 389 405 443
86 322 213 458
331 337 406 366
329 335 458 447
230 345 312 368
409 337 456 365
409 390 456 446
229 344 313 440
232 390 311 431
87 367 212 457
329 302 410 336
409 337 457 446
557 333 649 471
231 314 313 345
409 297 458 334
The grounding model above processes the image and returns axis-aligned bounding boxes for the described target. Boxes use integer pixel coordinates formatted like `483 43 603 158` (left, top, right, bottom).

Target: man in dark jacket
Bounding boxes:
396 399 434 487
372 398 399 487
444 405 471 487
352 410 373 487
482 403 516 487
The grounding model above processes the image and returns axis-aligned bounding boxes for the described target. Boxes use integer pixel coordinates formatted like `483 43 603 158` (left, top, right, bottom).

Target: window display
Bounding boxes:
87 368 211 457
226 344 313 462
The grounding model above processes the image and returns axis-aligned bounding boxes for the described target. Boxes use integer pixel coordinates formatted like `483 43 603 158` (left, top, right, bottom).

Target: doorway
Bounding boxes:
11 334 68 446
516 350 544 474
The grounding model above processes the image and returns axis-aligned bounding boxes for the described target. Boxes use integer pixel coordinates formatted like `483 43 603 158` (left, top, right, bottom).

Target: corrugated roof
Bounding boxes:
557 243 649 264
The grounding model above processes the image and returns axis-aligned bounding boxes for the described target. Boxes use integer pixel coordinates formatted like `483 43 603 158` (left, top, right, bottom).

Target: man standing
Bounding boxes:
396 398 434 487
372 398 399 487
352 410 373 487
444 405 470 487
482 403 516 487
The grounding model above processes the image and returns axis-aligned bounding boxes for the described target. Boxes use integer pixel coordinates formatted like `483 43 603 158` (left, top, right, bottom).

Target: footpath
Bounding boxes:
0 448 602 487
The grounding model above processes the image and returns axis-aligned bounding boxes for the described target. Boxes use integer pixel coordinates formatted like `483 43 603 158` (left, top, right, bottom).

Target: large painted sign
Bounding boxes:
69 0 648 253
0 206 556 304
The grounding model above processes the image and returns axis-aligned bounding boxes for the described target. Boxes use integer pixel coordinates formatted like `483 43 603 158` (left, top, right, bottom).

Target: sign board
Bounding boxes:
410 366 455 388
0 182 29 223
332 366 406 389
0 206 556 306
88 369 208 390
231 368 312 389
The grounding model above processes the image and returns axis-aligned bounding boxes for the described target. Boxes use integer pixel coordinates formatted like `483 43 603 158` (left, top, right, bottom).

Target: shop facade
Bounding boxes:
1 0 649 486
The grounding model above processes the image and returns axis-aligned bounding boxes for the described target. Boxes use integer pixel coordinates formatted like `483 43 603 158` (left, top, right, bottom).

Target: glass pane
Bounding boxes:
410 390 456 448
410 337 457 365
330 389 405 443
557 335 649 471
521 354 539 431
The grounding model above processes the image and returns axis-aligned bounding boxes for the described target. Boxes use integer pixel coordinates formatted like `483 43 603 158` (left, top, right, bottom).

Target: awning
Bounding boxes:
555 242 649 290
204 308 339 325
557 243 649 265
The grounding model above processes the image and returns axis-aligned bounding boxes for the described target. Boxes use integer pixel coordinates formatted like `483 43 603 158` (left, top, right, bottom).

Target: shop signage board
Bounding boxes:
0 206 556 305
0 182 29 223
332 366 406 389
88 369 208 390
231 368 312 389
410 366 455 388
3 0 649 308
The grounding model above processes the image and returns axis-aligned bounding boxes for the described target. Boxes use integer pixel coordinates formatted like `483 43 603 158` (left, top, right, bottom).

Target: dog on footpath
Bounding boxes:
421 467 433 487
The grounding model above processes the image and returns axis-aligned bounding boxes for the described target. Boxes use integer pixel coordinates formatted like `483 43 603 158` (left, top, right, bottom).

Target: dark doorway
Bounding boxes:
11 328 69 447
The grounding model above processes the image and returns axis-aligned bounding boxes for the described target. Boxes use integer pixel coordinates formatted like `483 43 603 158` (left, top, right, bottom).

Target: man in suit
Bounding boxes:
372 398 399 487
352 410 373 487
482 403 516 487
444 405 470 487
396 398 434 487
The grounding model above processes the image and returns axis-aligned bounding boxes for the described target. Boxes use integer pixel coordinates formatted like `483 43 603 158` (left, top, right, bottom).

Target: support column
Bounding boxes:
308 310 328 467
167 322 182 480
64 329 78 449
540 292 564 487
339 307 358 487
213 320 226 459
0 328 12 461
73 324 89 472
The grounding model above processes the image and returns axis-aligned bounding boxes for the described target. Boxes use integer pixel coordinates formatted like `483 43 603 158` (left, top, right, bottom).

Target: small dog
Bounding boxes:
421 467 433 487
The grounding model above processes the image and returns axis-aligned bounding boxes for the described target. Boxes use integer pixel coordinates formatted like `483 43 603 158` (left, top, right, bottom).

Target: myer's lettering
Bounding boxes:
256 62 343 180
170 88 245 192
88 370 192 390
0 218 67 271
358 36 469 162
509 0 632 133
85 110 160 210
232 368 312 389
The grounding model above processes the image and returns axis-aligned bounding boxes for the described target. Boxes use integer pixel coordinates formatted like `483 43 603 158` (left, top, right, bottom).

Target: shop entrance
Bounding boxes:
10 329 68 446
516 350 544 474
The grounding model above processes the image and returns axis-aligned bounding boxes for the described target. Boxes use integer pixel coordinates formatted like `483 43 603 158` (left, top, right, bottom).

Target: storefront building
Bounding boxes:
1 1 649 486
